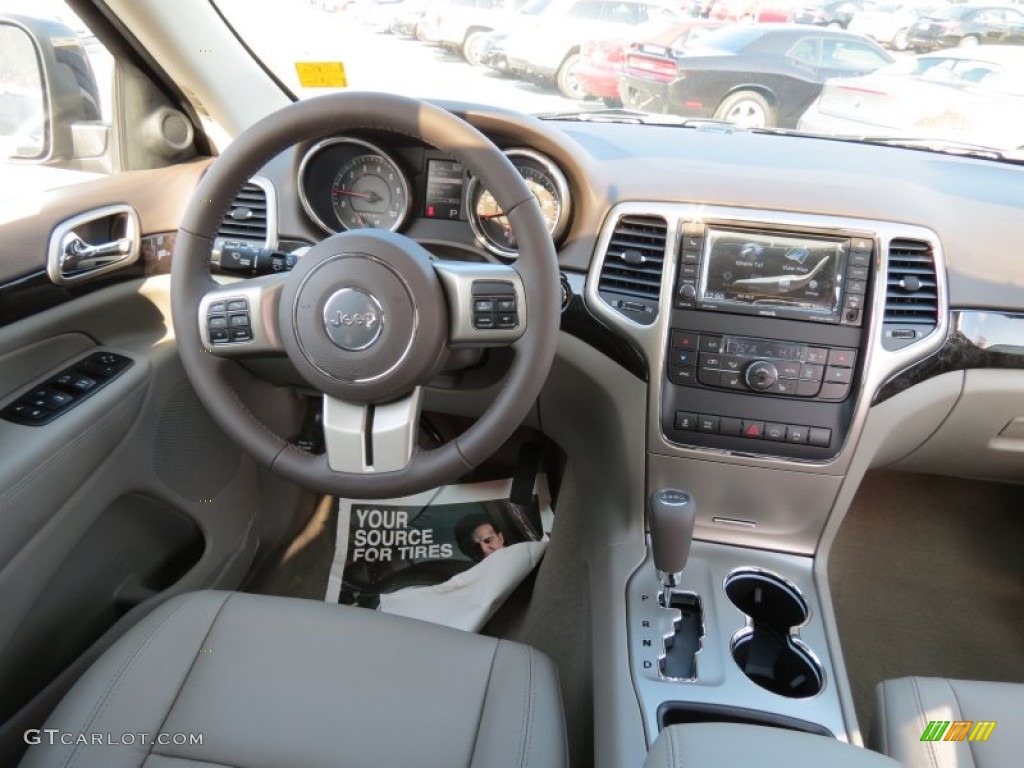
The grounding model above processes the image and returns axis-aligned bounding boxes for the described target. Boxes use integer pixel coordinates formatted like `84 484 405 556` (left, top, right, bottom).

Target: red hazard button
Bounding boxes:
742 420 764 439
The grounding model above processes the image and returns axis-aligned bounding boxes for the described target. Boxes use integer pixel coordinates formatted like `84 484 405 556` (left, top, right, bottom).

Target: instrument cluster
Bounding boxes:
298 136 571 259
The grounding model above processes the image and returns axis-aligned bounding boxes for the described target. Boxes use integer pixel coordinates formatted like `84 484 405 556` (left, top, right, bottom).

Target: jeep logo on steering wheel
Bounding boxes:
323 288 384 351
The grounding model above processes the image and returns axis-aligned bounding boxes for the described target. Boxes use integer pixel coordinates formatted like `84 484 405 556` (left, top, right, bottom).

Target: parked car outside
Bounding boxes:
388 0 431 35
504 0 687 98
847 1 949 50
798 45 1024 149
792 0 873 28
619 23 893 126
906 4 1024 51
431 0 526 64
577 18 723 103
708 0 801 23
479 29 514 71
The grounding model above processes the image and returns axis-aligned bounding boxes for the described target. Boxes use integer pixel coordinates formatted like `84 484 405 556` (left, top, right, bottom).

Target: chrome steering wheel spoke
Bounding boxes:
323 388 423 474
197 273 288 356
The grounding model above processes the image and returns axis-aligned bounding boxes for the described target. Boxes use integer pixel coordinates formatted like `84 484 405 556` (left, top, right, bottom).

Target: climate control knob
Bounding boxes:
744 361 778 391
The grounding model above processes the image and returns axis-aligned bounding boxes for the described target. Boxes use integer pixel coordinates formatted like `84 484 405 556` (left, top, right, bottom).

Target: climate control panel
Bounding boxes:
667 330 856 403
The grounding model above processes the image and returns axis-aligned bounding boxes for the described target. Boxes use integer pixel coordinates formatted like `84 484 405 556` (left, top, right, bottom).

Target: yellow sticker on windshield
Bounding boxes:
295 62 348 88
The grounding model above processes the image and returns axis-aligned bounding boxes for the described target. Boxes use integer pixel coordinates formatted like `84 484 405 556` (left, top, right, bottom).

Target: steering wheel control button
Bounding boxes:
744 361 778 391
471 280 518 331
323 289 384 352
206 296 253 345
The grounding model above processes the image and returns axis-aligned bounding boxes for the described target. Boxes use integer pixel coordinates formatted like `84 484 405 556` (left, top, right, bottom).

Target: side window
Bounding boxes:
822 40 890 71
786 37 822 67
0 0 199 188
601 2 643 24
568 0 604 20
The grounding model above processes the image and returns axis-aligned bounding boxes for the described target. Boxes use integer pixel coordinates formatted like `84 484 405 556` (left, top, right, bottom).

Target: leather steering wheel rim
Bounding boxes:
171 92 560 498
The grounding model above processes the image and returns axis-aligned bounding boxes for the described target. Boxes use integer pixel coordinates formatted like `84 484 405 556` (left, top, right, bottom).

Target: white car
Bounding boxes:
504 0 686 98
798 45 1024 150
430 0 526 64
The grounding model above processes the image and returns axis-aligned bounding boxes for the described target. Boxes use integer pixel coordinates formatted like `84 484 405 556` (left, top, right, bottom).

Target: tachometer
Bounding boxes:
329 151 410 232
468 149 570 257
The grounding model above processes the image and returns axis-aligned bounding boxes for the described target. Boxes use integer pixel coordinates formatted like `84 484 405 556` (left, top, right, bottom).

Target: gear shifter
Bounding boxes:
648 488 697 588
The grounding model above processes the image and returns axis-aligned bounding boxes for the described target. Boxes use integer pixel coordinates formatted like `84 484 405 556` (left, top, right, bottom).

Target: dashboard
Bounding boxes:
235 109 1023 481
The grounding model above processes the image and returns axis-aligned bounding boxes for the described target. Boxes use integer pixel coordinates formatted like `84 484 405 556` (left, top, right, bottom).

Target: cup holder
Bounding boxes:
724 569 823 699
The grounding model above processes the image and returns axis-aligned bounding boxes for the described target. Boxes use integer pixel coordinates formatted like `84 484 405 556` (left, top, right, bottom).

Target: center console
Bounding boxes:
582 202 949 758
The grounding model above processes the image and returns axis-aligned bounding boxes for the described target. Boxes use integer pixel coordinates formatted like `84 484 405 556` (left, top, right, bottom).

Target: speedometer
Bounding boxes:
468 149 571 257
330 152 410 232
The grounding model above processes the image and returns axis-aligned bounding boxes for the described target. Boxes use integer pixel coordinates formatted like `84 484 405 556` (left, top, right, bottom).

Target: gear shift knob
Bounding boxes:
648 488 697 586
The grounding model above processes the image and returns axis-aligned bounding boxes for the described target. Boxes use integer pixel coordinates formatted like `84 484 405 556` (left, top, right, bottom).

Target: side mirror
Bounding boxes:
0 14 105 164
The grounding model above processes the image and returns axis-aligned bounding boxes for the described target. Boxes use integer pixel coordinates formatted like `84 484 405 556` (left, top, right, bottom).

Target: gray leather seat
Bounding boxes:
643 723 902 768
871 677 1023 768
20 591 568 768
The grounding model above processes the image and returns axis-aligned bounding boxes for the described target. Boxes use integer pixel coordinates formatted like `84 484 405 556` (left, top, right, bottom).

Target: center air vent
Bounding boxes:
597 214 668 325
216 182 270 244
883 238 939 350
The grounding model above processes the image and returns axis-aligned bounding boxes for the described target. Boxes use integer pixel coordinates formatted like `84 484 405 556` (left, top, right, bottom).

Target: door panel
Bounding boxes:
0 164 312 763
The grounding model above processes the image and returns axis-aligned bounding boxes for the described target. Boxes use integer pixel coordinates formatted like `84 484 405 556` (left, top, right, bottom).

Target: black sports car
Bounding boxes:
618 24 893 128
907 5 1024 52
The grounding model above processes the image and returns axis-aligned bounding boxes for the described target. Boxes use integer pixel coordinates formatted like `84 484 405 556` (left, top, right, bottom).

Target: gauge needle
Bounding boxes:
334 189 383 203
480 211 507 219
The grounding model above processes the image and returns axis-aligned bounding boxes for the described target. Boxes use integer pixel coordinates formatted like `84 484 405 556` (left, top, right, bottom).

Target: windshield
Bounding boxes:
203 0 1023 154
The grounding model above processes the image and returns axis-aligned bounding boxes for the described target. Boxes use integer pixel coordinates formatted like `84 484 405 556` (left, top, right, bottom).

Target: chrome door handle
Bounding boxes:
47 205 140 285
60 234 133 273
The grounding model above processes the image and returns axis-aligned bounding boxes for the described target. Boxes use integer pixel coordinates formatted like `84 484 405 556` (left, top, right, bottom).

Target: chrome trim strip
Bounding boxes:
584 202 950 475
297 137 411 235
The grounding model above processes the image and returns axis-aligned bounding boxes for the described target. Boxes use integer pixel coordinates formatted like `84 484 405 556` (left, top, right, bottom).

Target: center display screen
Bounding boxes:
698 228 847 322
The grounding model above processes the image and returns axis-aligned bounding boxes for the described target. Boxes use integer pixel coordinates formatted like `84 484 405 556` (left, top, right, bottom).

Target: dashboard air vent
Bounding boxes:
883 238 939 349
216 182 269 243
597 215 668 325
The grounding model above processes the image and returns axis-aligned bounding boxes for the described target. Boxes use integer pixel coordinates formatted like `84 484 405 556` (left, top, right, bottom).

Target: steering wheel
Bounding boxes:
171 93 560 499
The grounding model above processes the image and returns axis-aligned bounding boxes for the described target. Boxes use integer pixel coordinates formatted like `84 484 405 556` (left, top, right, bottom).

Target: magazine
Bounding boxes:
326 476 553 632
